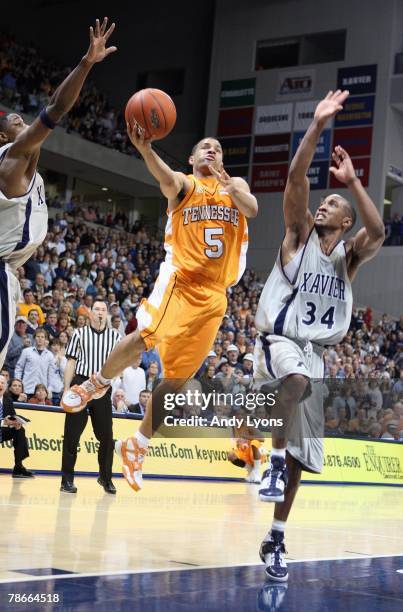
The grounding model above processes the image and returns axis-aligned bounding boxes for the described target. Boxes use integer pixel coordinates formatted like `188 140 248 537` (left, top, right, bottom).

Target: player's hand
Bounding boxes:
126 121 153 154
84 17 117 64
208 164 238 194
2 417 15 427
314 90 349 127
329 146 358 185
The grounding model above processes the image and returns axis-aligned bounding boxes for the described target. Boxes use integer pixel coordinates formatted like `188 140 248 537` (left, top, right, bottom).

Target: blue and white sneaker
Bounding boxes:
259 456 288 502
259 530 288 582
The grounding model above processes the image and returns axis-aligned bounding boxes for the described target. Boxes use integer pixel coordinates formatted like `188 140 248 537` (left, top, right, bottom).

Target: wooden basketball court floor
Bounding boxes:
0 474 402 610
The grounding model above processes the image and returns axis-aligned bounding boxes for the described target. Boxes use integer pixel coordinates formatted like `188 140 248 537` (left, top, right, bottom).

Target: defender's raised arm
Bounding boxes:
283 90 349 252
7 18 117 156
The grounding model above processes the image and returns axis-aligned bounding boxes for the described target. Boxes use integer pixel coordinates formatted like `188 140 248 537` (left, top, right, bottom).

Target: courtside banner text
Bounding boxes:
1 407 402 485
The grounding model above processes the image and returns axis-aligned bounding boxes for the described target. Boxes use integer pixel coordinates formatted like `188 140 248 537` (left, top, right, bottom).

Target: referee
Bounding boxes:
60 300 121 494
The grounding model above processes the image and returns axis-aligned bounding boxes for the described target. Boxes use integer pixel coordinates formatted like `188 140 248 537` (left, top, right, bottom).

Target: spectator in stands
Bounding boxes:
14 329 54 398
43 310 59 338
41 292 54 316
127 389 151 417
392 370 403 395
111 314 124 336
226 344 240 367
145 361 160 392
381 422 400 440
242 353 254 376
5 316 31 378
0 374 33 478
26 309 40 335
31 272 48 299
28 384 52 406
7 379 27 403
141 346 162 375
368 423 382 439
58 331 69 353
332 385 357 420
76 268 93 292
48 339 66 405
112 389 130 413
121 356 146 406
348 408 370 436
17 289 45 324
197 350 218 377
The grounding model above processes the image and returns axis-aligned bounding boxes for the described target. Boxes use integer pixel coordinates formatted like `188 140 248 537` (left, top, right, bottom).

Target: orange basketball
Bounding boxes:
125 88 177 140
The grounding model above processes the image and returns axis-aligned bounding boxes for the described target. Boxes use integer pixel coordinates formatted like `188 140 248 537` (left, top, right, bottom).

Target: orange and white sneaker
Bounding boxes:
61 374 110 413
115 437 148 491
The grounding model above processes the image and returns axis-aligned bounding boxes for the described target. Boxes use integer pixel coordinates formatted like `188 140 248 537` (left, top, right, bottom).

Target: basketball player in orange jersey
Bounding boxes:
227 408 268 483
62 131 258 491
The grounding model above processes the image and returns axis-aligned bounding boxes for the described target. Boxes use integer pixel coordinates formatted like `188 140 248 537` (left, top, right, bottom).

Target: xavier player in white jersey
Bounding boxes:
254 91 385 581
0 18 116 369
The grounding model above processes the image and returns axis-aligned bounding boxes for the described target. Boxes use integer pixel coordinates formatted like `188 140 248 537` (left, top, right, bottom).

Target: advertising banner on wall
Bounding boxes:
293 100 321 131
292 130 331 161
220 136 251 166
253 133 291 164
254 103 293 135
307 161 329 190
225 166 249 181
1 407 402 485
276 68 315 100
219 78 256 108
332 126 373 158
251 163 288 192
337 64 377 95
330 157 370 188
217 107 254 136
334 95 375 127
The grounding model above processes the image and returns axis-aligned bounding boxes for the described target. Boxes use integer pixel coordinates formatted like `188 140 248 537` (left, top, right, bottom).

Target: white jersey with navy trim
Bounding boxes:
255 229 353 346
0 143 48 272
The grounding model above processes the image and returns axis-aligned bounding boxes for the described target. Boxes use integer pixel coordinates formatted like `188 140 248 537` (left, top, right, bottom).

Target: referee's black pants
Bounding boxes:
61 375 114 483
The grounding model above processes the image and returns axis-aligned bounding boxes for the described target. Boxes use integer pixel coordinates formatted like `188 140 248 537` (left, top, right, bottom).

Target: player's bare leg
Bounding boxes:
245 444 263 484
115 377 187 490
260 454 302 581
259 375 307 502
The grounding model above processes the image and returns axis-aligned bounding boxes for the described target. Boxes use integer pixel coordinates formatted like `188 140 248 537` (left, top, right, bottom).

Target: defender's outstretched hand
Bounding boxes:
84 17 117 64
314 90 349 128
329 146 357 185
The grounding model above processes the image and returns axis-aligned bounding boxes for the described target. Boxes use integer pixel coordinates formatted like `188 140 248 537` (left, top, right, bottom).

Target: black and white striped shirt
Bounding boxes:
66 326 121 376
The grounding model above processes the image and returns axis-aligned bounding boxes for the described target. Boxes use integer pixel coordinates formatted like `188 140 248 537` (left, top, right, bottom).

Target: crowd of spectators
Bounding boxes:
0 31 134 155
0 203 401 442
1 33 402 440
384 213 403 246
0 32 184 170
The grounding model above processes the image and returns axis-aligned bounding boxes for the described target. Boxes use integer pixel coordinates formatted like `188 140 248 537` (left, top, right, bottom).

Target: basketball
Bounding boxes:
125 88 177 140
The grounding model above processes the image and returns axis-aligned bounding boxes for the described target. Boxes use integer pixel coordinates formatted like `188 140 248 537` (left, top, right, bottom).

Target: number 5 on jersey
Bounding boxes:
204 227 224 258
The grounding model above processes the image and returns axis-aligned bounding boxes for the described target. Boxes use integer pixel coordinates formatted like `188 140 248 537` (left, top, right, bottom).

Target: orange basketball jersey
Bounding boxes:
164 175 249 287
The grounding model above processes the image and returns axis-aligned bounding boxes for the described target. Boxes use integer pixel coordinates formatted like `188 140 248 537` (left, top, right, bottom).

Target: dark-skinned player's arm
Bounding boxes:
283 90 349 251
10 17 117 156
208 164 258 218
329 145 385 268
127 123 190 203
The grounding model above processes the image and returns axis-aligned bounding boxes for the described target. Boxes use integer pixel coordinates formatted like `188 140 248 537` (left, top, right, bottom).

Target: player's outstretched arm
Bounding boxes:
127 122 191 202
283 90 349 248
10 17 117 155
330 146 385 269
208 164 258 218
